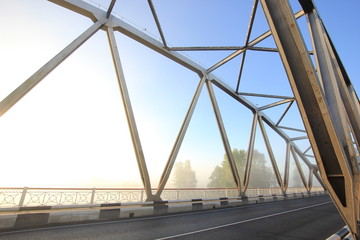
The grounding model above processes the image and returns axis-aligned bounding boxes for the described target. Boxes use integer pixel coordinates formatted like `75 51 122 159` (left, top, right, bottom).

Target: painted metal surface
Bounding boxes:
260 0 359 237
1 0 358 237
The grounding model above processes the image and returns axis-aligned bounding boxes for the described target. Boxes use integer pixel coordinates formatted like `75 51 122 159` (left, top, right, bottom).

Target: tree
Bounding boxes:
207 148 277 188
173 160 197 188
291 167 304 187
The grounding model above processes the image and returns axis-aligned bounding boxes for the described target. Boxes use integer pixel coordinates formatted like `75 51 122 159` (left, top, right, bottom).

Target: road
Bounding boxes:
0 195 345 240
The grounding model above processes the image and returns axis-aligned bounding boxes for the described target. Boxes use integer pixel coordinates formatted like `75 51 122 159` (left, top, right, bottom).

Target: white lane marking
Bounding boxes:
155 201 332 240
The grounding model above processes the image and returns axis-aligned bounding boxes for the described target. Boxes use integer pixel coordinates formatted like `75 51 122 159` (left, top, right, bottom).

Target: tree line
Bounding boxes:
173 148 279 188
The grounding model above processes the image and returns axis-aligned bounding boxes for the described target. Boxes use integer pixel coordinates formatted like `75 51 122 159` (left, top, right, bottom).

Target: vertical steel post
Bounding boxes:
90 188 96 205
107 27 153 200
19 187 28 207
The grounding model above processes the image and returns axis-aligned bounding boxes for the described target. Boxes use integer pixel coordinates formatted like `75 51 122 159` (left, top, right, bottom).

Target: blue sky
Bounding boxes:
0 0 358 189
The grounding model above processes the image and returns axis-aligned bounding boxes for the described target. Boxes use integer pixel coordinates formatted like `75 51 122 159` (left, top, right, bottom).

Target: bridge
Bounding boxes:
0 0 359 239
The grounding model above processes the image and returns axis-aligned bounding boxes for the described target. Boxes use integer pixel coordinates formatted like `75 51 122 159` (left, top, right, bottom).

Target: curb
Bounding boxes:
326 226 352 240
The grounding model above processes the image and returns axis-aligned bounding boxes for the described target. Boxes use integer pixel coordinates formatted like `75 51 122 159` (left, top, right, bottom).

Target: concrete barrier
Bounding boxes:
326 226 352 240
0 191 326 231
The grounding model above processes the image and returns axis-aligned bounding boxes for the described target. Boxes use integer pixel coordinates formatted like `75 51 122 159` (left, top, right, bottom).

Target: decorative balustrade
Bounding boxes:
0 187 324 208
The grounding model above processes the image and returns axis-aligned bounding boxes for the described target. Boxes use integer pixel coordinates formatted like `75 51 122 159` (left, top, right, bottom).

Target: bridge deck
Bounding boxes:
0 195 344 240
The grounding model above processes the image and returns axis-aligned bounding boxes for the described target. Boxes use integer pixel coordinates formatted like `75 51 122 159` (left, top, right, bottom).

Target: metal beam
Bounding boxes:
277 126 307 133
108 16 205 76
275 100 294 126
206 80 242 194
235 0 259 93
303 146 312 155
238 92 294 100
290 145 309 192
307 7 355 167
210 78 258 112
48 0 104 22
0 20 104 117
107 27 153 200
50 0 205 75
206 10 304 74
169 46 280 52
258 115 284 191
323 25 360 169
290 136 308 141
106 0 117 18
47 0 322 202
156 76 206 197
169 46 245 51
211 78 315 173
260 0 358 236
243 112 258 191
283 142 291 191
258 99 293 111
148 0 168 48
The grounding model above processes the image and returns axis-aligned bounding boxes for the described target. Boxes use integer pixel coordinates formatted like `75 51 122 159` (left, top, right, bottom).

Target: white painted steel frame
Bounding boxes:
1 0 357 236
107 27 153 200
243 113 257 191
235 0 259 93
156 76 206 197
0 20 105 117
206 80 243 194
35 0 320 200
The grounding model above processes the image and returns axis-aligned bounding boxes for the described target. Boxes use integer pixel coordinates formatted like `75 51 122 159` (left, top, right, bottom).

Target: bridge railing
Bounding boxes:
0 187 324 208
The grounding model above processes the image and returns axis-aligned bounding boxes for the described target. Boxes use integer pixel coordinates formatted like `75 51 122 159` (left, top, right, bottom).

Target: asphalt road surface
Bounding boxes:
0 195 345 240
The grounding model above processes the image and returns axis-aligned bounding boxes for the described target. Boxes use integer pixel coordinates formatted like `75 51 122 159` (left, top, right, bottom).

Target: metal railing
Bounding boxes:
0 187 324 208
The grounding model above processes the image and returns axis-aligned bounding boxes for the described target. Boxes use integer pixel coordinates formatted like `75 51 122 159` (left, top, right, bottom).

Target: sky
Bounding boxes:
0 0 358 189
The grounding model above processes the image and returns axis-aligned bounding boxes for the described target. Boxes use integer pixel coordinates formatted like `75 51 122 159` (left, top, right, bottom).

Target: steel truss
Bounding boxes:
1 0 359 238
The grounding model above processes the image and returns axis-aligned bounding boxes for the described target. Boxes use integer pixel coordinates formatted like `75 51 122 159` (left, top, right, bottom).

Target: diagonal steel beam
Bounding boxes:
258 99 293 111
206 80 242 194
261 0 358 237
258 115 284 191
106 0 117 18
283 142 291 191
322 24 360 168
290 145 310 192
156 76 206 197
0 20 104 117
206 10 304 74
148 0 168 48
48 0 104 22
277 126 306 133
235 0 259 93
243 112 258 191
306 6 356 168
275 100 294 126
107 27 153 200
